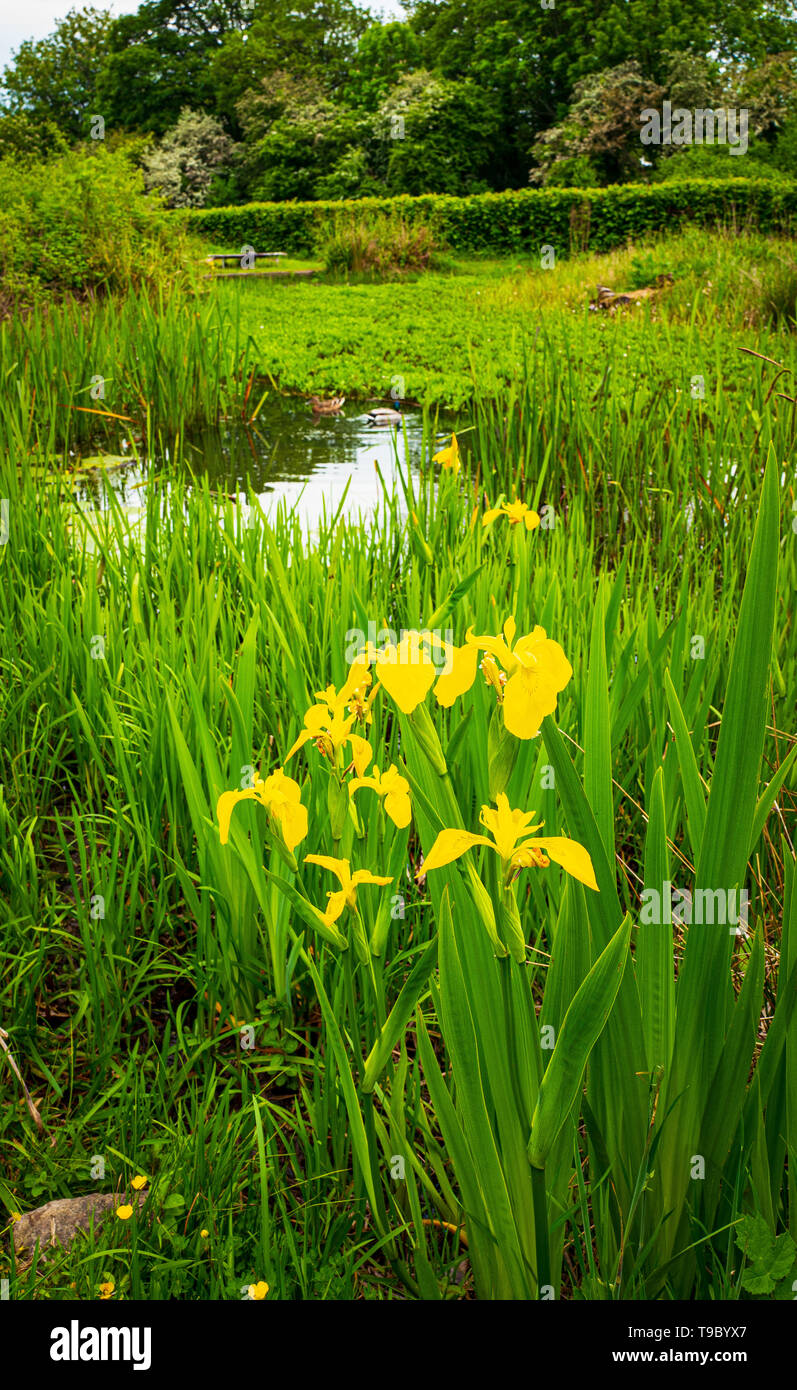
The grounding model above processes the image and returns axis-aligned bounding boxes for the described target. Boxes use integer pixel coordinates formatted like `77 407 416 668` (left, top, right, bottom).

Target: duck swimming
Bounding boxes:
365 401 404 426
309 395 346 414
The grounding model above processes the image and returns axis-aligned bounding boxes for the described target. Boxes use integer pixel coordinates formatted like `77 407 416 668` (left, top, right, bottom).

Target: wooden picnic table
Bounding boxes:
206 251 288 269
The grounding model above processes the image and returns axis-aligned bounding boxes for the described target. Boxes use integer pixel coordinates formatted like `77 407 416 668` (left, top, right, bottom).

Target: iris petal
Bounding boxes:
503 668 559 739
518 836 598 891
216 787 258 845
375 632 437 713
384 789 411 828
418 829 493 876
434 642 479 707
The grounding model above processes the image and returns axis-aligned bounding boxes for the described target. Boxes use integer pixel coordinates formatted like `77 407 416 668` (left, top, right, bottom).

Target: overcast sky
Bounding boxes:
1 1 406 72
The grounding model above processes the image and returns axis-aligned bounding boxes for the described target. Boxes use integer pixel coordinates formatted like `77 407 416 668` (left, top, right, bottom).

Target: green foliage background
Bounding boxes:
5 0 797 203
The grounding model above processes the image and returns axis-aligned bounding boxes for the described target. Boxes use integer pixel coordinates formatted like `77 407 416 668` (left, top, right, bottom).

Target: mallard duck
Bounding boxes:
309 395 346 414
366 401 403 426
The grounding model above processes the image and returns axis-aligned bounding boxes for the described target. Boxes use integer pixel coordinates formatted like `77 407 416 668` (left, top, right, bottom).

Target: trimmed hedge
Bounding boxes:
186 180 797 256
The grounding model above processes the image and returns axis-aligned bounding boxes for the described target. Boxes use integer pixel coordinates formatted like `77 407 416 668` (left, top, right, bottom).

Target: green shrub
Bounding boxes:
0 145 188 313
186 179 797 257
755 255 797 326
318 213 439 276
141 108 236 209
771 116 797 177
652 142 785 182
543 155 602 188
627 247 676 288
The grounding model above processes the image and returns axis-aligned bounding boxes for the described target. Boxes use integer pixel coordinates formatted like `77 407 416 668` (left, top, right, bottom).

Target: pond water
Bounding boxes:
70 397 462 536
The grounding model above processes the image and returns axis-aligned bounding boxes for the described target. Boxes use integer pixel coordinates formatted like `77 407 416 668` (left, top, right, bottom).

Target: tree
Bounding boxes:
342 22 422 111
528 42 797 187
141 107 236 206
663 50 722 112
530 63 666 186
236 70 369 201
408 0 797 92
0 7 113 140
732 53 797 137
209 0 373 128
96 0 254 135
0 113 69 162
406 0 797 184
372 70 501 196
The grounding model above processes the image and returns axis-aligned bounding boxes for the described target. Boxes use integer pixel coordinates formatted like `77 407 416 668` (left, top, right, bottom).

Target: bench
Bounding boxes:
205 251 288 269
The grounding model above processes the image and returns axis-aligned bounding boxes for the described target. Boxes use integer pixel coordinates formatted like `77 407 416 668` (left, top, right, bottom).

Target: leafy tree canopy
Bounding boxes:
3 0 797 201
0 6 113 140
342 21 422 111
96 0 252 133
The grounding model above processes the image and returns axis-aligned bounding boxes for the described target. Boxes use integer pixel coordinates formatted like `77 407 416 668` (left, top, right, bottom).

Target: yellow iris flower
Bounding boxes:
286 657 373 774
365 630 478 715
417 793 598 890
355 621 568 739
432 433 460 474
349 764 411 828
305 854 393 928
216 767 308 854
466 617 572 739
483 498 540 531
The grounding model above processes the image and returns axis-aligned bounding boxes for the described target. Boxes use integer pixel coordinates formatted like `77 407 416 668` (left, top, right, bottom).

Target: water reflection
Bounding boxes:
190 398 438 527
70 397 461 534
